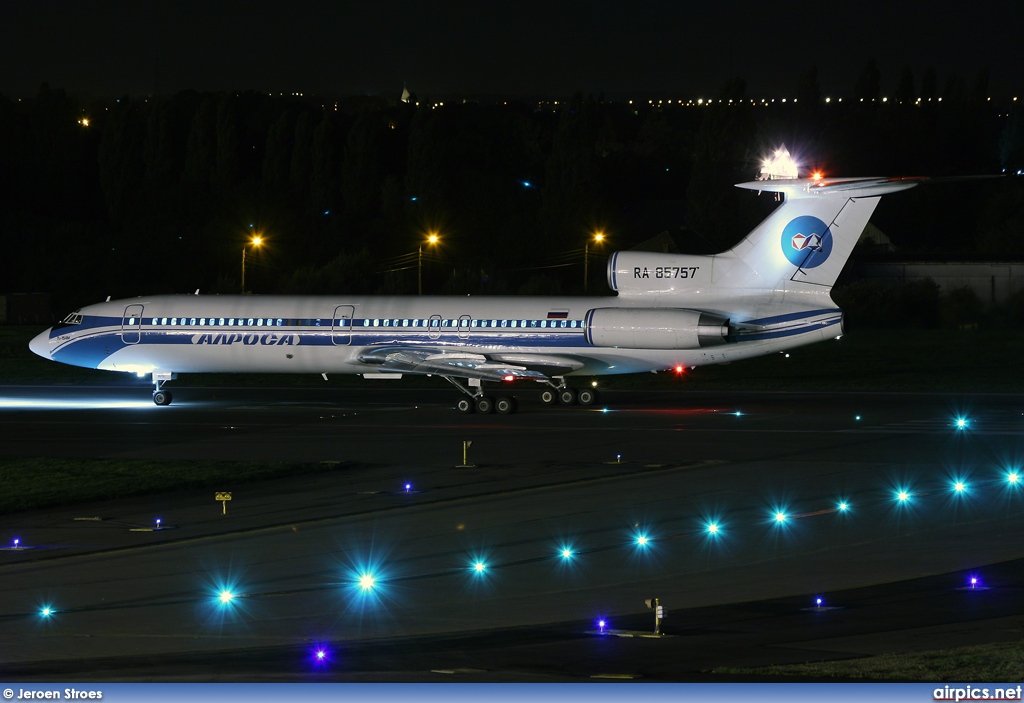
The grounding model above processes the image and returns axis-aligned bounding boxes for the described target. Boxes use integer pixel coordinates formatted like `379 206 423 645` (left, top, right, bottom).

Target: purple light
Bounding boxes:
13 538 19 548
155 518 162 528
816 597 822 607
405 483 411 493
598 619 606 633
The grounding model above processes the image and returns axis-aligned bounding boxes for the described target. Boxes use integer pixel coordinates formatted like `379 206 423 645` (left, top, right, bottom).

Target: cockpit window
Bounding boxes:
53 311 84 330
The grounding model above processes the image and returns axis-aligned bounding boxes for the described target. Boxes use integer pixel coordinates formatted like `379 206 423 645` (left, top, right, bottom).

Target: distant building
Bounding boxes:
855 262 1024 307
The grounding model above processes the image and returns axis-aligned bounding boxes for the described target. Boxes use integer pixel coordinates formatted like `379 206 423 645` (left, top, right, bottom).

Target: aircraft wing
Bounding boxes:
357 348 584 381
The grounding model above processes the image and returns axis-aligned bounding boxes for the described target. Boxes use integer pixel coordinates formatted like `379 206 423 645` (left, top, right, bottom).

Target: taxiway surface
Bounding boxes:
1 384 1022 680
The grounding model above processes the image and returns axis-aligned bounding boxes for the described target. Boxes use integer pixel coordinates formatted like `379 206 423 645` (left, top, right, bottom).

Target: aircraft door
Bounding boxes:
332 305 355 345
428 314 442 340
122 304 144 344
458 314 472 340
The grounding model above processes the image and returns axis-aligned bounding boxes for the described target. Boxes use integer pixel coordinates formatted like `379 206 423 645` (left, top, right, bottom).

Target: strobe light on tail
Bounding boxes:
29 176 921 412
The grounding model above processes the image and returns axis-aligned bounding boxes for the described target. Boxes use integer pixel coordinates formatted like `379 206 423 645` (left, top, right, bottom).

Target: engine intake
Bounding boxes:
584 308 729 349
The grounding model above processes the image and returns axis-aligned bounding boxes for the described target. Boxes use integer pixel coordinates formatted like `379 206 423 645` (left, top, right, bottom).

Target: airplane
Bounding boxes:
29 175 922 412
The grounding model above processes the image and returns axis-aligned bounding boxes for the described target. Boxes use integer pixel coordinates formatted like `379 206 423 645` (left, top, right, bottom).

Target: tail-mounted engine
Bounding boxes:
584 308 729 349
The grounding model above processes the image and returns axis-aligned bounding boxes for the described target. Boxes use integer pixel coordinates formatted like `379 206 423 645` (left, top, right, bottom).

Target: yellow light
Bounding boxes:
427 233 439 245
593 232 604 243
251 236 263 246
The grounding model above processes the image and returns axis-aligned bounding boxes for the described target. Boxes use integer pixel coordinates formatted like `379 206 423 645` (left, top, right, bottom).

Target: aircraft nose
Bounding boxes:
29 328 52 359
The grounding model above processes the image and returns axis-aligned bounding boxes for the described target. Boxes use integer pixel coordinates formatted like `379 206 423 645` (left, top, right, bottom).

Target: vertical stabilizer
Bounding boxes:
721 177 920 294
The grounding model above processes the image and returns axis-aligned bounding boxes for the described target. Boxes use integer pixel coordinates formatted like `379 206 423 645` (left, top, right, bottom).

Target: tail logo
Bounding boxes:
781 216 832 268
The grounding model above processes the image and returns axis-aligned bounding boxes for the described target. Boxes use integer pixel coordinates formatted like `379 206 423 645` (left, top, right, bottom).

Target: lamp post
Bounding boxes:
241 236 263 294
584 232 605 292
418 233 439 295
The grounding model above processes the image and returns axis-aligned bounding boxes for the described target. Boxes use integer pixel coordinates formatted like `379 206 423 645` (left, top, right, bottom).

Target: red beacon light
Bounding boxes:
673 365 685 375
811 171 824 182
503 375 515 382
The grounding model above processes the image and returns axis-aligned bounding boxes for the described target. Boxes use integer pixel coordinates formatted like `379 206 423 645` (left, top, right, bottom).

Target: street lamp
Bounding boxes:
241 235 263 294
418 232 440 295
584 232 605 292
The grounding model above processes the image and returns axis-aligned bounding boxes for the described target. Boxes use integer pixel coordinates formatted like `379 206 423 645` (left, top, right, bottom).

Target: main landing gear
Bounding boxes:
152 372 174 406
446 377 518 414
539 380 598 407
446 377 597 414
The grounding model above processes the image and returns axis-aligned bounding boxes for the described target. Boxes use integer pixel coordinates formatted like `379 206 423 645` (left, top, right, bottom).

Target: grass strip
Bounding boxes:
712 640 1024 681
0 457 354 515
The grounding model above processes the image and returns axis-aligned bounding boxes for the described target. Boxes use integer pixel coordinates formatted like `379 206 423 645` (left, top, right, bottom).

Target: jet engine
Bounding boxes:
584 308 729 349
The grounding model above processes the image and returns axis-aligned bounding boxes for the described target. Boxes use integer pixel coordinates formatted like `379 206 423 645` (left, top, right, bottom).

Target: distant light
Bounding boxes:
774 511 787 523
598 619 606 633
897 490 911 503
674 365 684 374
855 415 862 421
521 181 532 187
1006 471 1020 485
838 501 849 512
970 576 978 589
155 518 162 528
734 411 743 417
561 548 573 559
218 589 235 604
473 561 486 573
40 607 52 618
316 649 327 660
707 522 719 535
13 538 19 548
816 597 822 608
358 573 376 591
953 481 967 494
955 417 969 430
404 483 411 493
636 534 649 547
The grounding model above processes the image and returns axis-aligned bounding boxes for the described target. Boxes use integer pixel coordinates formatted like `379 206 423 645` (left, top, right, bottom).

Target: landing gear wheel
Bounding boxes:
539 389 557 405
558 388 577 405
495 397 516 414
153 390 173 406
577 388 597 406
475 396 494 414
456 397 474 413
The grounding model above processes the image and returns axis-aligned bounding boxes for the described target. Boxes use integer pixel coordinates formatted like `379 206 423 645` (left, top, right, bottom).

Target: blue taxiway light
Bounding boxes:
837 501 849 512
955 417 969 430
39 606 53 618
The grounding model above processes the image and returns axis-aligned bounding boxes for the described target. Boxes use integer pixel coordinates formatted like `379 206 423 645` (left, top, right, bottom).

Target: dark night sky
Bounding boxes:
1 0 1021 99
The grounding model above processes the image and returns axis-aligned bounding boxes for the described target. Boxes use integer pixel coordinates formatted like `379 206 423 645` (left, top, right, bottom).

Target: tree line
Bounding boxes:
1 67 1022 316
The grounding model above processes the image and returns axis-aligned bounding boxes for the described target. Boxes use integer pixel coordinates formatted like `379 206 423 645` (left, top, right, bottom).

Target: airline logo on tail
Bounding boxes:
781 215 832 268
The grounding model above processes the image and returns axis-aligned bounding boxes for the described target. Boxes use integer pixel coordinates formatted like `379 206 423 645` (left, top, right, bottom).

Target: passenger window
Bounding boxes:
190 318 196 326
277 319 283 326
199 319 206 326
218 318 225 326
170 318 177 326
501 320 507 328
